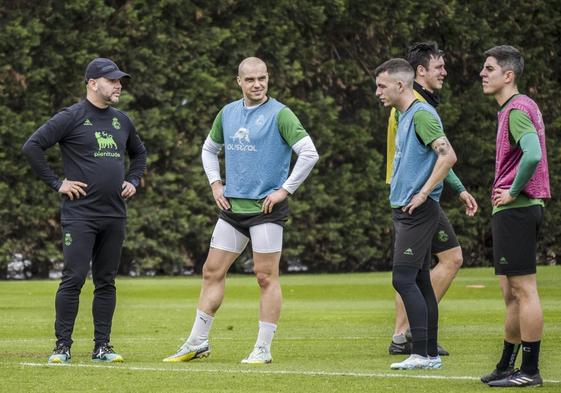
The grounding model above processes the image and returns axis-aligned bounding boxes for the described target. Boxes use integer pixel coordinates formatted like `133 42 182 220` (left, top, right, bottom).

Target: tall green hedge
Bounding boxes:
1 0 560 276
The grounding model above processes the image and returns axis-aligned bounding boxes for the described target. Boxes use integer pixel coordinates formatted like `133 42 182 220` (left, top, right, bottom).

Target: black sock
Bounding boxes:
392 266 428 357
427 337 438 357
520 340 540 375
417 269 438 357
496 340 520 370
410 327 428 356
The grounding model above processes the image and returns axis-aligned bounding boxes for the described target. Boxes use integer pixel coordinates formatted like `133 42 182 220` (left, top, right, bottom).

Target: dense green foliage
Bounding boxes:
1 0 560 276
1 268 561 391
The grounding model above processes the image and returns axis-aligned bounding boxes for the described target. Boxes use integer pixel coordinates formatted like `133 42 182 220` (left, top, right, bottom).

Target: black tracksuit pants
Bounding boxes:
55 218 126 347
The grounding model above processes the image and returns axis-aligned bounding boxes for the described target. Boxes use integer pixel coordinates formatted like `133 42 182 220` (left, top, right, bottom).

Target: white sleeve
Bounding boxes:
281 136 319 194
201 136 223 184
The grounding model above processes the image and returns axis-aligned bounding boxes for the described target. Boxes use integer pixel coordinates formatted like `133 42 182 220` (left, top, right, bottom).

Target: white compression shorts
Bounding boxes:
210 218 284 253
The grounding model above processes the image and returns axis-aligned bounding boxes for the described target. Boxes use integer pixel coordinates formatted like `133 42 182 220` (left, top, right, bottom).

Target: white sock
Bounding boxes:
187 309 214 345
255 321 277 352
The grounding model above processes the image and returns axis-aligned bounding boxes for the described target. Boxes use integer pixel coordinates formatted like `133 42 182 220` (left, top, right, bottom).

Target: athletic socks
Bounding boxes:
254 321 277 351
494 340 540 374
392 332 408 344
496 340 521 370
185 312 278 355
520 340 541 375
394 329 435 356
427 337 438 358
409 327 428 356
187 309 214 345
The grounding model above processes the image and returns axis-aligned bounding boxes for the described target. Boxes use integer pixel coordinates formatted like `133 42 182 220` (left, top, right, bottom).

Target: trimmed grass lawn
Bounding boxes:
1 266 559 392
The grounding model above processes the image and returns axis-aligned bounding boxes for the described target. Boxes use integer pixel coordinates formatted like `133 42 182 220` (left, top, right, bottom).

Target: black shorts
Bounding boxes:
492 205 543 276
431 207 460 255
218 198 289 238
392 198 440 271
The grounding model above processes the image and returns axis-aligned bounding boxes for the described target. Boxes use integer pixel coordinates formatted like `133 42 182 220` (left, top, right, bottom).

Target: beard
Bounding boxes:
100 91 120 105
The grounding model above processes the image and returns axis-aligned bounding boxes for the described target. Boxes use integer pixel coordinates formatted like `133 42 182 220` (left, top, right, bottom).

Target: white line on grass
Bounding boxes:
1 336 369 343
17 362 561 384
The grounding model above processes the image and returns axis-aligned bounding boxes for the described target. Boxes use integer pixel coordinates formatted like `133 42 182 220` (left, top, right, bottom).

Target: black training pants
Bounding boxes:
391 199 440 357
55 218 126 347
392 266 439 357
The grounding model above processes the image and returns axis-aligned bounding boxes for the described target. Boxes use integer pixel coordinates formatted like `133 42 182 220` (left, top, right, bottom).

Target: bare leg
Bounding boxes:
429 246 463 301
393 294 409 335
507 274 542 342
162 247 241 361
252 251 282 323
499 275 521 343
197 248 240 316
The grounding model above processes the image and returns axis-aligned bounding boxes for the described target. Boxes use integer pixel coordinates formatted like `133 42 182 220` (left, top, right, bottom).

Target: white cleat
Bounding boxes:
241 346 272 364
162 340 210 362
428 355 442 369
390 354 436 370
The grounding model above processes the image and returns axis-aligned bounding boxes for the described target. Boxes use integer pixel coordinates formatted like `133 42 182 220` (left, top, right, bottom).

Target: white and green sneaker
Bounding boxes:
390 354 434 370
162 340 210 362
92 343 124 362
241 346 272 364
48 344 71 364
428 355 443 369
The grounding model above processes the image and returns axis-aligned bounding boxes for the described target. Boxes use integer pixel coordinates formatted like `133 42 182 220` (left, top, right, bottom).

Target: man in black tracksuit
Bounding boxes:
22 58 146 363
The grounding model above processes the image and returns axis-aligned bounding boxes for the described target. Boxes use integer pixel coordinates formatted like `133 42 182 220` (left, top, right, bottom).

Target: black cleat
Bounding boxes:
388 341 411 355
481 367 514 383
437 343 450 356
487 369 543 387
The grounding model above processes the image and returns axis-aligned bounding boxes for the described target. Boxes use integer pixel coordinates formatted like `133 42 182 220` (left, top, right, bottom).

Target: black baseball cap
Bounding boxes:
84 58 130 82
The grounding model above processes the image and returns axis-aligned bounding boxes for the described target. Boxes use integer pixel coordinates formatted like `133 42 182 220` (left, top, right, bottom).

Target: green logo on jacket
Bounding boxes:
112 117 121 129
95 131 117 150
94 131 121 158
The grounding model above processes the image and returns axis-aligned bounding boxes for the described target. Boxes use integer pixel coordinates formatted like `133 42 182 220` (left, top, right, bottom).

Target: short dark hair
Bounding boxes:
406 41 444 73
484 45 524 81
374 58 414 78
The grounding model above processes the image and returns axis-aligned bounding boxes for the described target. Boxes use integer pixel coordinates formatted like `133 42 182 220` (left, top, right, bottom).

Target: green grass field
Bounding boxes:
1 267 560 392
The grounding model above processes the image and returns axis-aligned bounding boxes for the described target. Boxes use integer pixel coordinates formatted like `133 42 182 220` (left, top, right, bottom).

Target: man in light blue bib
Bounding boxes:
375 58 457 371
164 57 319 364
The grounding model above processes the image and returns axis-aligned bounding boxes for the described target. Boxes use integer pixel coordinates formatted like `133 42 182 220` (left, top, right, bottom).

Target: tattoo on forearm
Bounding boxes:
433 137 450 156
